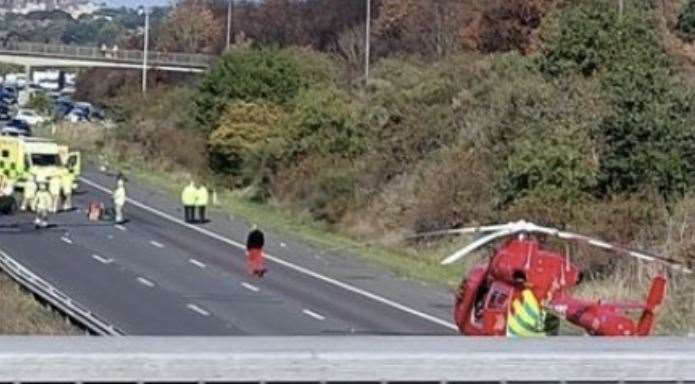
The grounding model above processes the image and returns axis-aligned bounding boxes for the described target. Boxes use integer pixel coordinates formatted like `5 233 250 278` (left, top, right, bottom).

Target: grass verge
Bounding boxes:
0 273 80 335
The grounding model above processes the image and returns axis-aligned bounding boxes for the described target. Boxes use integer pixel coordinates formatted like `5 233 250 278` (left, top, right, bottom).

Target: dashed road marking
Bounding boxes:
187 304 210 317
149 240 165 248
92 254 113 264
60 237 73 244
137 277 155 288
242 282 260 292
302 309 326 321
82 176 457 331
189 259 206 269
114 224 127 231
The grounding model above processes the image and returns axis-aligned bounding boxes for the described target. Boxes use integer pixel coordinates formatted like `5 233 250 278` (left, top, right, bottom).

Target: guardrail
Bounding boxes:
0 42 214 68
0 336 694 383
0 247 122 336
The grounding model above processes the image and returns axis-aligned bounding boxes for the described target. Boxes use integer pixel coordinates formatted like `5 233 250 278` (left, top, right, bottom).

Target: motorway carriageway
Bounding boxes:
0 169 457 335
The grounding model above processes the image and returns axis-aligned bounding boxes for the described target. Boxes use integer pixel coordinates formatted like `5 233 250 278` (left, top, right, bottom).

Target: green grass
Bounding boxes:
0 273 80 335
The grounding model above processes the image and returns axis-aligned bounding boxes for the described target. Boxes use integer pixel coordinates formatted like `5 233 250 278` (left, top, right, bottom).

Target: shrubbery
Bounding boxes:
542 1 695 198
195 48 306 133
677 0 695 41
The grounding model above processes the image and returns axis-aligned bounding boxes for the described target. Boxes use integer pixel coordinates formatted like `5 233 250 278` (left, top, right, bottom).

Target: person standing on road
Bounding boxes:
195 183 209 224
181 180 197 223
33 183 53 229
246 227 267 278
61 172 74 211
21 176 37 212
48 176 62 213
113 178 126 224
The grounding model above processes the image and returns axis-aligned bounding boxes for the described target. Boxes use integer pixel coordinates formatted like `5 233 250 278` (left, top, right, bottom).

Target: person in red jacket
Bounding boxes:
246 227 267 278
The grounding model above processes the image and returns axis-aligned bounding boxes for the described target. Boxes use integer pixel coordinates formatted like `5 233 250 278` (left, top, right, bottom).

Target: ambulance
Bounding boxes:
0 136 80 213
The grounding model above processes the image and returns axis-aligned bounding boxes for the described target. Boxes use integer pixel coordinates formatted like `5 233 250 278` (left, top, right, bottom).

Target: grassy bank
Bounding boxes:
0 273 79 335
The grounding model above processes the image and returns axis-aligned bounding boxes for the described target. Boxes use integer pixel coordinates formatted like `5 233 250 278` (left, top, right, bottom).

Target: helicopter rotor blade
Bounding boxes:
530 225 692 274
441 229 514 265
409 223 520 240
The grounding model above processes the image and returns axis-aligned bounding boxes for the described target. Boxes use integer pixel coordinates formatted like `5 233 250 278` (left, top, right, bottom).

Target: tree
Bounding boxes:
542 1 695 198
195 48 305 133
208 101 286 182
156 0 221 53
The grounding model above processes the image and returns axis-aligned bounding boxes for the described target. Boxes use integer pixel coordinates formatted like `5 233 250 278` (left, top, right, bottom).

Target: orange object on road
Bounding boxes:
246 228 266 278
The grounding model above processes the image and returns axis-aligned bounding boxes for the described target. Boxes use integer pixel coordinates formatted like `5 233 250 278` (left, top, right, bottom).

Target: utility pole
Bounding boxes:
226 0 233 50
365 0 371 85
619 0 624 20
140 7 150 95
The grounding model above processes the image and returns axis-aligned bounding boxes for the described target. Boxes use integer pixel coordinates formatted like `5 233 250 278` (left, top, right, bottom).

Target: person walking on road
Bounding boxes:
246 227 267 278
113 178 126 224
181 180 197 223
48 176 62 213
21 176 37 212
61 172 74 211
33 183 53 229
195 183 209 224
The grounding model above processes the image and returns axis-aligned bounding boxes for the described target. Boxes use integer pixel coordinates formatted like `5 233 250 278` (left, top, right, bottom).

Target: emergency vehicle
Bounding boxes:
0 136 80 213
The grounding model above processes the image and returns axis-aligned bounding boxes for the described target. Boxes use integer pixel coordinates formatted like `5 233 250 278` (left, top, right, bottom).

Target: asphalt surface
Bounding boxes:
0 168 457 335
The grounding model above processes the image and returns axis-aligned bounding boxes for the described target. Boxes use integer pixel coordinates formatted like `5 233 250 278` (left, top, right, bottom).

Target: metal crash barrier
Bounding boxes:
0 337 694 383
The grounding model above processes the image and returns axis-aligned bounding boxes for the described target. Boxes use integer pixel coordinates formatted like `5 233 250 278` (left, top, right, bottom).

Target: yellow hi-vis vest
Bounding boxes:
61 173 74 194
181 184 197 206
195 186 209 206
506 289 546 337
34 190 53 211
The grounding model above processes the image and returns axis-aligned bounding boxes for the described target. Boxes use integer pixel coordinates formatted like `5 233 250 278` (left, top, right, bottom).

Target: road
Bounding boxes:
0 169 457 335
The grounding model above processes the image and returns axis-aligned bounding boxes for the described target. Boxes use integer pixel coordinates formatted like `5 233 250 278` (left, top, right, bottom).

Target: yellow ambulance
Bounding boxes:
0 136 80 213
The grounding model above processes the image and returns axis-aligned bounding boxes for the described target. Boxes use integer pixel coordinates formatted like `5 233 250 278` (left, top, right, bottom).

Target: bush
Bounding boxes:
27 92 54 117
208 101 286 185
272 156 361 224
279 85 364 165
677 0 695 41
195 48 306 133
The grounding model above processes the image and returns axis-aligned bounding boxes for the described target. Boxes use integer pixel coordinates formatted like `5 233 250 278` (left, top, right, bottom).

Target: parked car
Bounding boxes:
54 100 73 119
0 125 30 137
5 119 31 135
0 104 10 121
15 109 47 126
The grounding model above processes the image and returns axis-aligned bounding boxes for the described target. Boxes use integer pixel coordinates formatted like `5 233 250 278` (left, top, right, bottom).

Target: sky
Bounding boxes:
104 0 172 8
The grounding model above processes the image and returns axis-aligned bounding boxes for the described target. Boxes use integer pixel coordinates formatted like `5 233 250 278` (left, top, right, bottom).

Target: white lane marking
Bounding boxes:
242 282 260 292
302 309 326 321
187 304 210 317
137 277 155 288
189 258 206 269
92 254 113 264
81 177 457 331
149 240 165 248
114 224 127 231
60 237 73 244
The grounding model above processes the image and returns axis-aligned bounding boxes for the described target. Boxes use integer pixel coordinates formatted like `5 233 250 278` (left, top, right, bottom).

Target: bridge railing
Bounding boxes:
0 42 214 68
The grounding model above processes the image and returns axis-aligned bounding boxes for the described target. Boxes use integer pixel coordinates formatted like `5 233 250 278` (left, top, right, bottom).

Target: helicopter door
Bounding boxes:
482 281 514 333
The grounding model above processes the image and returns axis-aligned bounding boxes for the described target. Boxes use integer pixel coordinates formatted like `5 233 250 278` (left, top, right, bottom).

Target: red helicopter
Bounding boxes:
421 220 691 336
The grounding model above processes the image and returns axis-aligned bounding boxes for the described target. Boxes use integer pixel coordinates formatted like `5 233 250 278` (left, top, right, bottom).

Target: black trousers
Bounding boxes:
184 205 195 223
197 206 207 223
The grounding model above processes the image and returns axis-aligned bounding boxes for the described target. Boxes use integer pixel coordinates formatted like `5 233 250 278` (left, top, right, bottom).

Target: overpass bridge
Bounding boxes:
0 42 215 74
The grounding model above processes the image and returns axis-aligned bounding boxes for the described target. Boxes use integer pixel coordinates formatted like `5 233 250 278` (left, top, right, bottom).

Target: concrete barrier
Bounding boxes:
0 336 694 383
